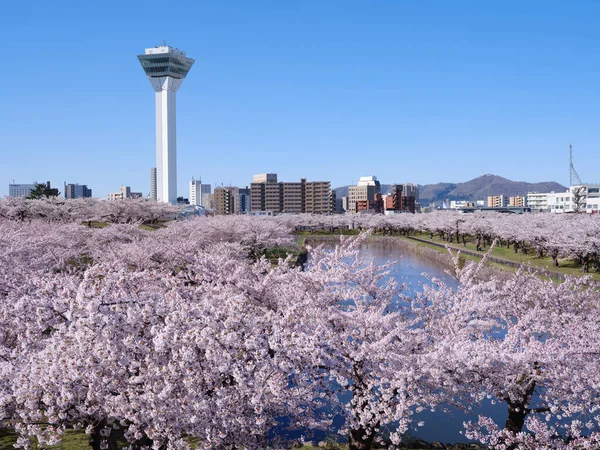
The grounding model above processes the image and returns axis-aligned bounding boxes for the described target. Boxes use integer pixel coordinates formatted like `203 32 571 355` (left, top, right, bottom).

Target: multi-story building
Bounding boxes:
108 186 130 201
402 183 419 202
305 181 334 214
189 177 212 207
238 187 250 214
546 185 600 213
282 179 305 214
150 168 157 201
214 187 234 215
509 196 526 207
341 196 349 213
64 183 92 199
348 176 381 213
202 193 213 209
11 181 59 199
250 174 278 212
527 192 549 211
335 197 345 214
9 183 36 198
487 195 508 208
251 174 334 214
357 193 384 214
385 185 403 211
383 184 414 213
581 185 600 213
264 183 282 214
449 200 470 209
250 182 266 212
107 186 141 201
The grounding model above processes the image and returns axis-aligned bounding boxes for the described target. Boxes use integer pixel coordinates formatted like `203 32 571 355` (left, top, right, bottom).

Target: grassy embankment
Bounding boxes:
0 429 92 450
0 429 466 450
410 231 600 281
293 228 600 280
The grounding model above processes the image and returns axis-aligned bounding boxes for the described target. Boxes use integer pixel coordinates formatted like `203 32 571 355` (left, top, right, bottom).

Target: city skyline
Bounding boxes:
1 1 599 198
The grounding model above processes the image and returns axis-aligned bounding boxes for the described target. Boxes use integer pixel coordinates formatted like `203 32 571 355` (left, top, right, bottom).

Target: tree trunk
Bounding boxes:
349 427 376 450
582 255 589 273
503 378 536 450
505 402 528 434
551 249 559 267
90 421 118 450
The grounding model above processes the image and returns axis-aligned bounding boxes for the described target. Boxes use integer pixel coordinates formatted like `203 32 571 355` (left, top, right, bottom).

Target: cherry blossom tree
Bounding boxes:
418 251 600 449
278 235 435 450
3 207 600 449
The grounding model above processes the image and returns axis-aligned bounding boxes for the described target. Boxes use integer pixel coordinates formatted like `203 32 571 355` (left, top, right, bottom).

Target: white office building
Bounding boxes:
9 183 36 198
347 176 381 213
189 178 212 207
138 45 194 204
546 185 600 213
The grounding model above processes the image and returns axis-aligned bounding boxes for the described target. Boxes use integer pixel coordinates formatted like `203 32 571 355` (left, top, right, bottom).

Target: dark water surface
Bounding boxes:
309 239 505 444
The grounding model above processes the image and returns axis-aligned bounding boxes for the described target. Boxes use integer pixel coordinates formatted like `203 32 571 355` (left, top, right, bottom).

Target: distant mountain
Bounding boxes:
334 175 567 205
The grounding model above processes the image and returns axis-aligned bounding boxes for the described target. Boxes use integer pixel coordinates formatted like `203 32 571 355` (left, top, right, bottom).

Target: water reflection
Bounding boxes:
307 238 506 444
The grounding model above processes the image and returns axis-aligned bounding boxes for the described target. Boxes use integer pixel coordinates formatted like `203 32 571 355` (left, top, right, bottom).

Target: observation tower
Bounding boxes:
138 44 194 204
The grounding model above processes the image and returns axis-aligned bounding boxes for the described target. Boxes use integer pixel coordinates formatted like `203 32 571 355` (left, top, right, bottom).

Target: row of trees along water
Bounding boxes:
3 198 600 271
1 198 600 449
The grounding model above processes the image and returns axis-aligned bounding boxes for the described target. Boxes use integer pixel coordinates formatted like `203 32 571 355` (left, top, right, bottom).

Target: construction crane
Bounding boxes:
570 144 583 187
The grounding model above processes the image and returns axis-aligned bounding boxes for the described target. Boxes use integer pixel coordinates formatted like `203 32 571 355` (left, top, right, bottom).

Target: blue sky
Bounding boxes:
1 1 599 198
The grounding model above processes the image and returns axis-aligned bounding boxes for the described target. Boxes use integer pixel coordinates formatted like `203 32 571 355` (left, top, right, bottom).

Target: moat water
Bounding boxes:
305 239 505 445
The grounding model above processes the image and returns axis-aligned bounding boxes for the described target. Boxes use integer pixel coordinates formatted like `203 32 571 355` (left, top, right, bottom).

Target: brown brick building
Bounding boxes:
250 174 334 214
214 187 235 215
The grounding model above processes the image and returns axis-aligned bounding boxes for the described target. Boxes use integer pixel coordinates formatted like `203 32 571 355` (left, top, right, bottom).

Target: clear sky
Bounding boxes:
1 0 599 198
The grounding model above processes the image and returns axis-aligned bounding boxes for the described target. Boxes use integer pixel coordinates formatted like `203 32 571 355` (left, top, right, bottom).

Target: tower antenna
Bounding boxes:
570 144 582 186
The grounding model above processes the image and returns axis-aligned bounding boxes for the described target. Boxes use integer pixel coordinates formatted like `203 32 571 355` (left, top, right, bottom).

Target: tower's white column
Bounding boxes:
150 76 183 204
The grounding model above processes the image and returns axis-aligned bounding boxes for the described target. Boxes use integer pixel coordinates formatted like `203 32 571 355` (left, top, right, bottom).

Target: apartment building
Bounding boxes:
487 195 508 208
282 180 305 213
214 187 234 215
527 192 549 211
251 173 277 212
305 181 334 214
264 181 283 214
250 174 334 214
509 196 526 207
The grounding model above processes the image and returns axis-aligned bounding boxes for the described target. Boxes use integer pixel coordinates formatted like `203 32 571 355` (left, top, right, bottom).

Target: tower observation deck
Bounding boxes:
138 45 194 204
